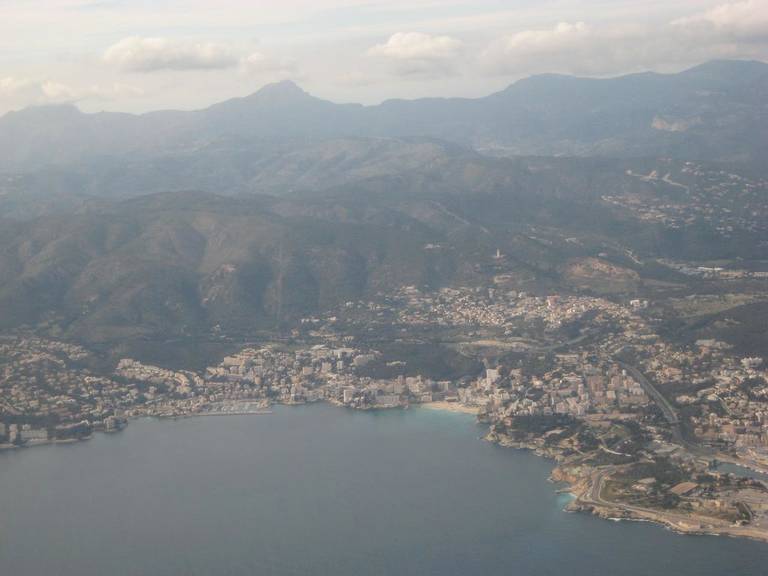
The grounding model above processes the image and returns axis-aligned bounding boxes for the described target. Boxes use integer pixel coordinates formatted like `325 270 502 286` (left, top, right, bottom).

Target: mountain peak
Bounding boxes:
251 79 310 101
202 79 318 117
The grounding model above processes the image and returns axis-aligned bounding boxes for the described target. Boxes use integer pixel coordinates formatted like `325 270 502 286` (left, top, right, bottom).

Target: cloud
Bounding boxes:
480 21 632 76
480 10 768 79
3 1 768 112
368 32 464 76
0 77 78 106
672 1 768 43
0 77 36 98
40 81 79 101
369 32 463 61
0 76 144 113
104 36 238 72
500 21 591 56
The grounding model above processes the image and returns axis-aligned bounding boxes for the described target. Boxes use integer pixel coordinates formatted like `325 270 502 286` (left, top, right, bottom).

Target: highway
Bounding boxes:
616 360 684 444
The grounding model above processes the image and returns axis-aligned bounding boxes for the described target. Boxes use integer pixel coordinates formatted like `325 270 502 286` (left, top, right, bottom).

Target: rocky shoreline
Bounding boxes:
484 429 768 544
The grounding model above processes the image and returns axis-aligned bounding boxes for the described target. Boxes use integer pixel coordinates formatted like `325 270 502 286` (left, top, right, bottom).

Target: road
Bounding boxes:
532 331 594 353
582 465 738 535
582 462 768 544
616 360 684 444
587 466 615 503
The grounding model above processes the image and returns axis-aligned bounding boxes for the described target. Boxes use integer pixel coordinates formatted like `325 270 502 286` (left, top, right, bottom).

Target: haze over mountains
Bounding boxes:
1 60 767 174
0 60 766 359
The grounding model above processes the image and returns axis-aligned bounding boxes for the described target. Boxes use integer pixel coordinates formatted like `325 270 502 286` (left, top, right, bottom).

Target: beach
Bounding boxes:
420 401 479 415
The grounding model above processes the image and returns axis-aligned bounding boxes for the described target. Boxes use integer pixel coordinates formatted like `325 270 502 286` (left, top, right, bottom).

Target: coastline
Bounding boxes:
0 435 95 451
565 480 768 544
557 459 768 544
0 399 472 453
7 400 768 546
419 401 480 415
484 430 768 544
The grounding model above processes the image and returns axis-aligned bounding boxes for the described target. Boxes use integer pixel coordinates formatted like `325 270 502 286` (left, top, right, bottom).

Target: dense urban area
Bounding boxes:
3 259 768 541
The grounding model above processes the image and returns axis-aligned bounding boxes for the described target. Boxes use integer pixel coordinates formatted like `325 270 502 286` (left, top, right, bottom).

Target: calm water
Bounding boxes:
1 404 767 576
715 462 768 483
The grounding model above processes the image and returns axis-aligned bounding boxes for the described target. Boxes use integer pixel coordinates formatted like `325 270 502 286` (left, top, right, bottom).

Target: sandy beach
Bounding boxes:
420 401 479 415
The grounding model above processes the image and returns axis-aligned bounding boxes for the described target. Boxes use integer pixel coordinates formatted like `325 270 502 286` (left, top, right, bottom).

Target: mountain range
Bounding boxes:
1 153 761 347
1 59 766 173
0 59 766 361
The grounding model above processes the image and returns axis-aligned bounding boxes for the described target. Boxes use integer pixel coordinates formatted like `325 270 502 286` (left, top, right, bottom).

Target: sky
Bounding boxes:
0 0 767 114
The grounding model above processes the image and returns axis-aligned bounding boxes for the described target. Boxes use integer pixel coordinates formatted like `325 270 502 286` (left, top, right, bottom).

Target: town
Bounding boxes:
2 282 768 541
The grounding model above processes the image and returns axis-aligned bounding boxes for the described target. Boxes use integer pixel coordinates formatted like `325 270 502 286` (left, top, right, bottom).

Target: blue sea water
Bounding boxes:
0 404 766 575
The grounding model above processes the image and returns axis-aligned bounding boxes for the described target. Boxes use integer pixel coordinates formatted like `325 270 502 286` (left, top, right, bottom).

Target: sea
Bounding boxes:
1 404 767 575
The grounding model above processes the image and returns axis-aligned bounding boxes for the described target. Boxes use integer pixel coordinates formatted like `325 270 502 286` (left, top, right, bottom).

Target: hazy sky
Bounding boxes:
1 0 767 114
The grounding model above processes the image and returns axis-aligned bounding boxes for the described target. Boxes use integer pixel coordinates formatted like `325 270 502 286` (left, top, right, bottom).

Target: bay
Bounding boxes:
0 404 766 575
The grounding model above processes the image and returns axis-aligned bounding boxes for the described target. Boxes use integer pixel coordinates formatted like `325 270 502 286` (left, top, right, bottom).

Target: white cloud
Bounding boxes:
368 32 464 76
672 1 768 42
479 11 768 79
0 77 78 106
1 1 767 112
0 77 36 97
480 21 629 76
40 81 78 101
500 22 591 56
104 36 238 72
369 32 463 61
0 76 145 114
